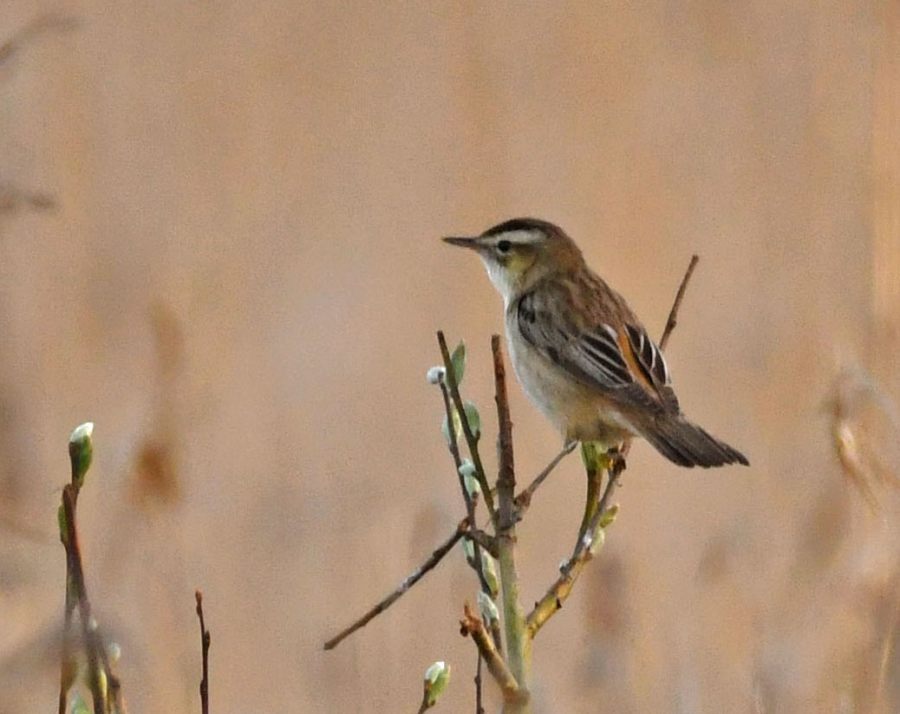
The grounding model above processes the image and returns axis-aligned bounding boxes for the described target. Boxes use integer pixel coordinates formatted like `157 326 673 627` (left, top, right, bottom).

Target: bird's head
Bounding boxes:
443 218 583 303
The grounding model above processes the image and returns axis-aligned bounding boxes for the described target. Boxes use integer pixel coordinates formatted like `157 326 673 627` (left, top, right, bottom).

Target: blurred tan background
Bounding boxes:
1 2 899 712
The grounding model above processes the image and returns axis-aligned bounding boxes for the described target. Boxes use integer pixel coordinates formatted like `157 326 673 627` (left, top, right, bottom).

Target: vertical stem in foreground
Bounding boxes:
195 590 210 714
491 336 530 712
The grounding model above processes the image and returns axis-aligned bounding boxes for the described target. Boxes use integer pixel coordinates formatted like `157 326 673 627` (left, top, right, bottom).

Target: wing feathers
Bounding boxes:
577 329 633 385
515 287 675 411
625 324 670 387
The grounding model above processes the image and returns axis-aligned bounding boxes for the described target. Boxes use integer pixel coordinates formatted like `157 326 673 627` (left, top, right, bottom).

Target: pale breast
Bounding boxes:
505 313 634 443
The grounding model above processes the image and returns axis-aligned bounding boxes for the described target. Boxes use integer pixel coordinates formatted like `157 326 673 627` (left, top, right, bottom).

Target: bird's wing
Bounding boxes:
516 290 679 413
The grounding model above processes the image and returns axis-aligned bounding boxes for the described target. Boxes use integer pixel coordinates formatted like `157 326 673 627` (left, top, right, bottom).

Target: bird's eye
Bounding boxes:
497 240 511 254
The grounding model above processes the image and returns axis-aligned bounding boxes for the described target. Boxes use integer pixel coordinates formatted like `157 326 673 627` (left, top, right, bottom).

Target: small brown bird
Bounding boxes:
443 218 748 468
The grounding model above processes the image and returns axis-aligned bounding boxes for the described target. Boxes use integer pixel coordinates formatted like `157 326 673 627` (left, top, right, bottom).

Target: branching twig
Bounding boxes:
475 652 485 714
465 529 498 558
437 336 505 656
195 591 210 714
323 518 469 650
438 379 496 594
514 441 577 514
460 603 519 700
438 332 497 520
526 474 619 638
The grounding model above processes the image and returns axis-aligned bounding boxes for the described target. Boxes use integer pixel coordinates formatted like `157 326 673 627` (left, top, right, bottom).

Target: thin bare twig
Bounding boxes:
526 476 619 638
58 489 79 714
465 529 498 558
526 448 621 636
59 485 126 714
438 332 496 519
514 441 577 514
60 487 104 714
475 652 485 714
660 254 699 351
438 380 495 594
195 591 210 714
323 518 469 650
460 603 519 700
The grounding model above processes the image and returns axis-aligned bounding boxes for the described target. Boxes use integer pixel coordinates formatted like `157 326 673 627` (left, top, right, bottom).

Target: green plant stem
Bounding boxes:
491 336 531 713
60 486 107 714
575 444 604 557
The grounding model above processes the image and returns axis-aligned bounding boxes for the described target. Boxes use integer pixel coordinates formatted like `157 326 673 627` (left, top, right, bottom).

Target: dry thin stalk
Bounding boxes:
526 472 619 637
475 652 485 714
660 254 699 350
460 603 519 701
195 591 210 714
514 441 577 514
59 485 126 714
323 518 469 650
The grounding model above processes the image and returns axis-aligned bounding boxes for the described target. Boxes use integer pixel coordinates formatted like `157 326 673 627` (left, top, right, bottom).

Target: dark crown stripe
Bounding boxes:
482 217 558 237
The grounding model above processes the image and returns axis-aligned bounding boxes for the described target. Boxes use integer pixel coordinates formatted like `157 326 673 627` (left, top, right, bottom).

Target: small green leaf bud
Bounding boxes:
477 591 499 626
450 341 466 386
458 460 481 498
98 668 108 705
423 660 451 707
587 526 606 556
463 402 481 439
68 422 94 488
480 552 499 598
441 408 462 446
599 503 619 529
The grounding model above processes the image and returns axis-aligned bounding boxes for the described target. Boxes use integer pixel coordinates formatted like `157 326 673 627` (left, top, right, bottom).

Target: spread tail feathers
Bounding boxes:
640 415 749 468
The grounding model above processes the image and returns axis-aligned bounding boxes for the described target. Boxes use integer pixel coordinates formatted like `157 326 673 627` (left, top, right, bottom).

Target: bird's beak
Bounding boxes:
442 236 479 250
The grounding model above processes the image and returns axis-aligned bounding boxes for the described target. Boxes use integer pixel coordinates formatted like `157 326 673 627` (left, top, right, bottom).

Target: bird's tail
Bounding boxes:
638 414 749 468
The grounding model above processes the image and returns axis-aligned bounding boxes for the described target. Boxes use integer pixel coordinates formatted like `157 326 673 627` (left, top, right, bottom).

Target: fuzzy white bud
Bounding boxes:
477 591 499 625
423 660 450 706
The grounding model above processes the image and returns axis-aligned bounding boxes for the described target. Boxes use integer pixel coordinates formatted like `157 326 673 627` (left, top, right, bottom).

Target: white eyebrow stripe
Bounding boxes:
486 230 543 245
